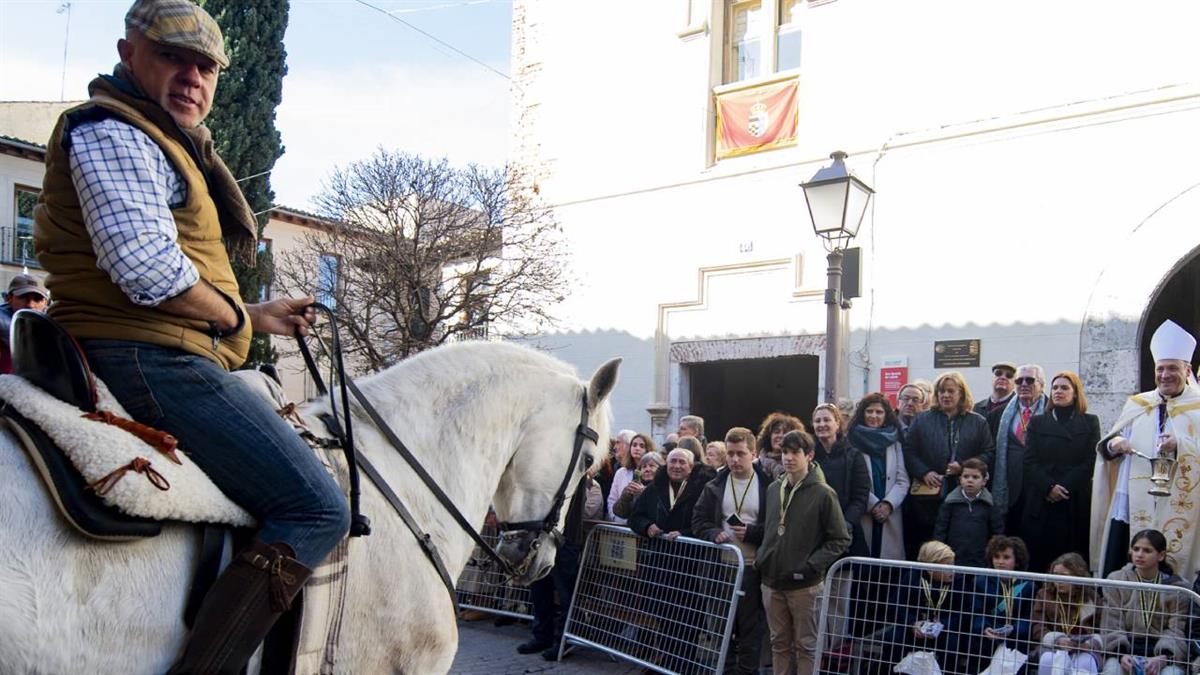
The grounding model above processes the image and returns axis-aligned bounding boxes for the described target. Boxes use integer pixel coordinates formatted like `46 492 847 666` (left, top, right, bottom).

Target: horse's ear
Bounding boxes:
587 357 622 411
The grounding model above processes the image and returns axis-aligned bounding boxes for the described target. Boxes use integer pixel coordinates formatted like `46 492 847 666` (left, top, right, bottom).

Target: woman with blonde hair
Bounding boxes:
704 441 727 470
902 372 994 560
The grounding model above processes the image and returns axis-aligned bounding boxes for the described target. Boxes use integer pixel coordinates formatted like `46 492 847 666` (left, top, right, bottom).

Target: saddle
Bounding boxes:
3 309 161 540
3 311 353 663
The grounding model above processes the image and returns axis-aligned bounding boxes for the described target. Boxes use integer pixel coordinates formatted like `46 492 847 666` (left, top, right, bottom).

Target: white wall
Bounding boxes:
512 0 1200 431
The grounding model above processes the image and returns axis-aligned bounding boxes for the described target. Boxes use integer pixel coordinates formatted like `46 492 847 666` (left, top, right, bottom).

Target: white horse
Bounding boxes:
0 340 618 674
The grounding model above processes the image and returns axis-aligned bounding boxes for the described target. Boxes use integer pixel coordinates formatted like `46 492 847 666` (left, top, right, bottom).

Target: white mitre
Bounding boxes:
1150 319 1197 363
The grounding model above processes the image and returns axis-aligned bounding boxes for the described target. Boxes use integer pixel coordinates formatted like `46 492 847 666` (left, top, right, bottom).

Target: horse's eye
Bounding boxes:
582 454 594 468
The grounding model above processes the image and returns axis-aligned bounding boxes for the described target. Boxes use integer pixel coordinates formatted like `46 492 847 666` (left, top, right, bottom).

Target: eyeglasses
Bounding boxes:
1015 377 1037 385
898 395 922 403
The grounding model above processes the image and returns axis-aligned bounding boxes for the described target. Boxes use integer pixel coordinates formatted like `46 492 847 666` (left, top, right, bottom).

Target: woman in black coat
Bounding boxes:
812 402 871 556
1020 371 1101 573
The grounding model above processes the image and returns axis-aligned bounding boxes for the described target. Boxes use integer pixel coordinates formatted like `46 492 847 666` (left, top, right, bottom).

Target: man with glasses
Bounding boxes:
986 364 1048 532
896 383 928 433
974 361 1017 416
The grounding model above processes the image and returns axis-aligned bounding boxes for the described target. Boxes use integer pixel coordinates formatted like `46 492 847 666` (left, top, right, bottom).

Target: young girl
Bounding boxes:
962 536 1036 674
1031 552 1103 674
1101 530 1189 675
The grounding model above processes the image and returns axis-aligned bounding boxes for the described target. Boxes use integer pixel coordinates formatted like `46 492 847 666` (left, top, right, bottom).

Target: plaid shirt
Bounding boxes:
67 118 199 306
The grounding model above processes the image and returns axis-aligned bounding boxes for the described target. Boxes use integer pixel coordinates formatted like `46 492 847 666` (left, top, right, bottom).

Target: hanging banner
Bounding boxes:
880 356 909 407
715 78 799 159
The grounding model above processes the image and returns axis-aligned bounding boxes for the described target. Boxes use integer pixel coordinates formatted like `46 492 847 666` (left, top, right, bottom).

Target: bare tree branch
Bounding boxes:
274 149 570 372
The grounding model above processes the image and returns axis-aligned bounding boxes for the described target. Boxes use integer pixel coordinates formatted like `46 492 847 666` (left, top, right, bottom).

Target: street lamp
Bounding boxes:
801 151 874 403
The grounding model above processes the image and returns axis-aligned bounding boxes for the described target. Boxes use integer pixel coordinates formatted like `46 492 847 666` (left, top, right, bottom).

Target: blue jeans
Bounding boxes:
82 340 350 568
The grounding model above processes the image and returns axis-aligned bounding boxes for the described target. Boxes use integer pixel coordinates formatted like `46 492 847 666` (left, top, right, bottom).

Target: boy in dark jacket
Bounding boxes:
933 457 1004 567
693 427 771 675
755 429 850 675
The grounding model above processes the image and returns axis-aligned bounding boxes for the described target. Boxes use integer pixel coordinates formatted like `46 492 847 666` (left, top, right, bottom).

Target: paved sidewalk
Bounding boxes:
450 616 643 674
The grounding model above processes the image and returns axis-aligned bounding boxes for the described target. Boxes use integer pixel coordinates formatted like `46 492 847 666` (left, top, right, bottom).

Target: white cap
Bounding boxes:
1150 320 1196 363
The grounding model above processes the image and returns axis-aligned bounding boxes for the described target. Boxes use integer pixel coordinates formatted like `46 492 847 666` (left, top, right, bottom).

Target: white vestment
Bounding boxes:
1089 384 1200 576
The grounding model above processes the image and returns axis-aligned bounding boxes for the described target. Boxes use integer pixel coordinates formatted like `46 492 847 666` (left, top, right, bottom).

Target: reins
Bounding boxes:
292 304 597 603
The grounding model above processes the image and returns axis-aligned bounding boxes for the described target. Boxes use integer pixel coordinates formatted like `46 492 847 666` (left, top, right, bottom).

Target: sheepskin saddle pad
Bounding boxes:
0 373 255 538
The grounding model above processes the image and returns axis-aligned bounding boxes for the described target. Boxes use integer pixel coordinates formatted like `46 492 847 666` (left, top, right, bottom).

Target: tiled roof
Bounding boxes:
0 135 47 160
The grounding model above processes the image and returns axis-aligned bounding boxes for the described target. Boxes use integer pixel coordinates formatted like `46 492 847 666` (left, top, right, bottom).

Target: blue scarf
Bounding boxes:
849 424 898 499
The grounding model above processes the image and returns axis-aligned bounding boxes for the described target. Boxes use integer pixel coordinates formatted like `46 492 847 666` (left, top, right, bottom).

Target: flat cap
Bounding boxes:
990 361 1017 376
125 0 230 69
7 273 47 299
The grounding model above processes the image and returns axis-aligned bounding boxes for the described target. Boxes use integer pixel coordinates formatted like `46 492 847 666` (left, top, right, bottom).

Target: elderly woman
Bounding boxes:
1021 371 1101 573
605 430 648 524
611 451 664 520
705 441 728 471
902 372 994 560
756 411 805 480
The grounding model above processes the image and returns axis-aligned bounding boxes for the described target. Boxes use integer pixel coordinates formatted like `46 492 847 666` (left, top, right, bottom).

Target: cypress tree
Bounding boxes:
200 0 290 366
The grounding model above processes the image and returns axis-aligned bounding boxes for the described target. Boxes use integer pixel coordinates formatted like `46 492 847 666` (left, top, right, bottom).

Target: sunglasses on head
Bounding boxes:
1015 377 1037 385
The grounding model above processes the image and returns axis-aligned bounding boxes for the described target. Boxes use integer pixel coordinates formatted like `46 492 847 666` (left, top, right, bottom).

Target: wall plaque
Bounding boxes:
934 339 981 368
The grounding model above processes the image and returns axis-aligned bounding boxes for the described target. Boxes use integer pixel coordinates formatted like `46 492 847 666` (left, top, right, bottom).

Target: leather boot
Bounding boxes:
169 540 313 675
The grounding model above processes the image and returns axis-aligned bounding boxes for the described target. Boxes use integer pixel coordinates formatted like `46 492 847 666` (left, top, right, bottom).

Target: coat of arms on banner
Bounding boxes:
747 102 769 138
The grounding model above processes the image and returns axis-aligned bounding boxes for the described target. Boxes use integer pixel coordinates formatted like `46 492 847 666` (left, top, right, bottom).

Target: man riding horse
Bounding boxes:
32 1 349 672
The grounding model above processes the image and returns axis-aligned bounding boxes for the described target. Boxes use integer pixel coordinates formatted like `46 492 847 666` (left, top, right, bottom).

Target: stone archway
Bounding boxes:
1081 184 1200 426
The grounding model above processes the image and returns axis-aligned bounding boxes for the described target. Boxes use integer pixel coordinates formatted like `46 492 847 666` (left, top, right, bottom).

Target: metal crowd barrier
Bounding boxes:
455 527 533 620
559 523 746 675
816 556 1200 675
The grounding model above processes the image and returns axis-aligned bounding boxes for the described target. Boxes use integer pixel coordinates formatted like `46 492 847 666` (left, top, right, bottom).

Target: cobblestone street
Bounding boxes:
450 616 643 674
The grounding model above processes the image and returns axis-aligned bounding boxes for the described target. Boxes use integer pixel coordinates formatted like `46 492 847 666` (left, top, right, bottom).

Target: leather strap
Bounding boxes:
184 525 230 628
357 453 459 611
295 303 598 596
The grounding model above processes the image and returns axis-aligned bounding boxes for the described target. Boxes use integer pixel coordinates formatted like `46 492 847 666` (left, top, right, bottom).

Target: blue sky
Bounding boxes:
0 0 514 208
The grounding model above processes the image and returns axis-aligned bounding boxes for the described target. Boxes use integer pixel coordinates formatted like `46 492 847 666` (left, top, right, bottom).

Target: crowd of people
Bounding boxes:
508 319 1200 675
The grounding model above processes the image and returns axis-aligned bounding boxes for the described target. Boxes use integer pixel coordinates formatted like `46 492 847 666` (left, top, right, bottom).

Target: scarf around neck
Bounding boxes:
849 424 897 499
994 393 1047 512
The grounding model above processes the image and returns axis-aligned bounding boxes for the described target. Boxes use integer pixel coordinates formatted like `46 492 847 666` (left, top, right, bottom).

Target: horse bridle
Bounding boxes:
295 304 600 604
494 390 599 577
